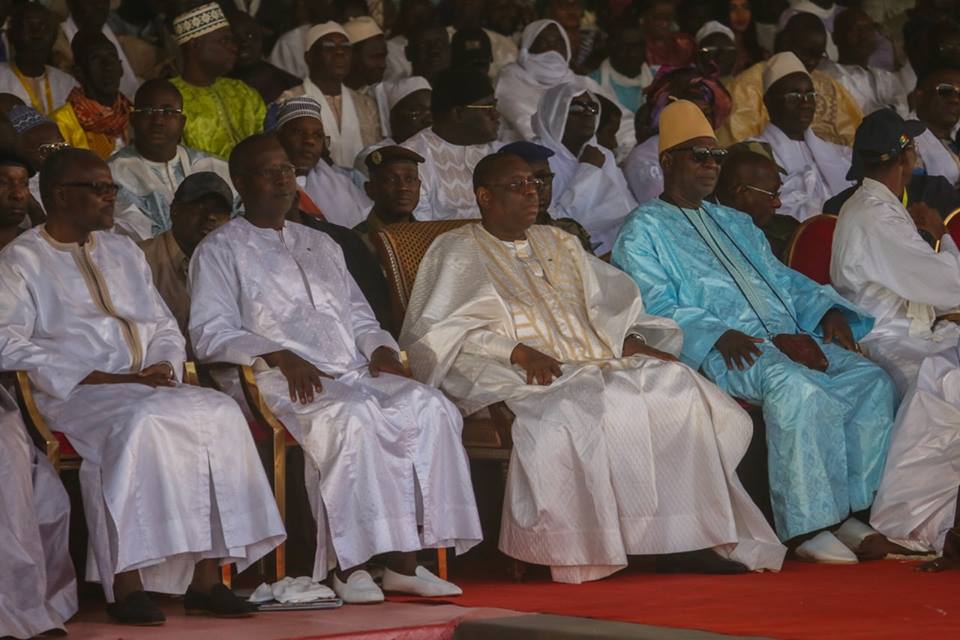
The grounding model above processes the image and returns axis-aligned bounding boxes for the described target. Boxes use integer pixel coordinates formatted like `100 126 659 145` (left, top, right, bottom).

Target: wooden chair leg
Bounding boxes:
436 547 448 580
273 428 287 582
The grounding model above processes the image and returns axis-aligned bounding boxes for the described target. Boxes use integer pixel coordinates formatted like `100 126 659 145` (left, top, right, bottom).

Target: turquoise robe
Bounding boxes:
612 199 897 540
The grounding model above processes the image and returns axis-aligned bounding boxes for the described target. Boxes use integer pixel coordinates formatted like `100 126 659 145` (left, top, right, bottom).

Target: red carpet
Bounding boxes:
393 559 960 639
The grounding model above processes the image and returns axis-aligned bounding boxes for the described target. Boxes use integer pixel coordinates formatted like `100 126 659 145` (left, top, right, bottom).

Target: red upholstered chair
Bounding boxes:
786 214 838 284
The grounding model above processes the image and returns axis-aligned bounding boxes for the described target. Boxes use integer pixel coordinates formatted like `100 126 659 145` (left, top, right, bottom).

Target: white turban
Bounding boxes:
385 76 432 110
306 22 350 50
695 21 736 45
762 51 810 92
343 16 383 44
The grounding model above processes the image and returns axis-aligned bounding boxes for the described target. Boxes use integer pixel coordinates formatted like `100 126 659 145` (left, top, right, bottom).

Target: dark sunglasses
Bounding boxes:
935 83 960 99
672 146 728 164
569 101 600 115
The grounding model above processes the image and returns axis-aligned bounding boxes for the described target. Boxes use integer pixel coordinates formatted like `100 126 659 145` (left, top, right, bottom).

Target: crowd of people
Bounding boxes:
1 0 959 636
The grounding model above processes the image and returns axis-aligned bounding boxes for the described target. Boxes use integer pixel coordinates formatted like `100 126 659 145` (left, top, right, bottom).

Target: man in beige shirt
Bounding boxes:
139 172 231 338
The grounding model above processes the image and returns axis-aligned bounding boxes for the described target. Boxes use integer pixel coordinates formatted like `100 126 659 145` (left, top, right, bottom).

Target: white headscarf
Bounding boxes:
495 19 577 140
532 80 638 253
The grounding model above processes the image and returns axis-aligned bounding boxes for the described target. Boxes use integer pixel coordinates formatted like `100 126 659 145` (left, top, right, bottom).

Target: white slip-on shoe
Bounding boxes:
381 566 463 597
331 570 384 604
834 517 879 553
795 531 859 564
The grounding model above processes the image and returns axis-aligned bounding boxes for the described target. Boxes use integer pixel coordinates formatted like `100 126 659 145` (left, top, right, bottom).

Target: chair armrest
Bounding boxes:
183 361 200 386
196 362 287 439
1 370 60 468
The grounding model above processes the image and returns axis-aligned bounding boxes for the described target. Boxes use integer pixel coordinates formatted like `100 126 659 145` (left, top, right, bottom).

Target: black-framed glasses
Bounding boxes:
742 184 780 201
247 163 296 180
484 176 544 193
131 106 184 117
936 83 960 99
60 181 120 196
464 100 498 111
569 101 600 115
780 90 818 105
670 146 728 164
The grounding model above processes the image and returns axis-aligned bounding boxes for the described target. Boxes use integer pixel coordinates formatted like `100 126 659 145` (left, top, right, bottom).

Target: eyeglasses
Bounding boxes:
317 41 352 51
131 106 184 117
670 146 728 164
569 101 600 115
742 184 780 200
60 181 120 196
533 171 555 184
935 83 960 99
464 101 498 110
698 45 737 55
484 176 544 193
38 142 70 159
248 163 296 180
780 90 818 105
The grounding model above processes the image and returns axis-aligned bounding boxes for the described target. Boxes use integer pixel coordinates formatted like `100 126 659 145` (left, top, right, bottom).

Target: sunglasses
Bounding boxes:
742 184 780 200
780 90 818 105
569 101 600 115
131 106 184 117
671 146 728 164
935 83 960 99
484 176 544 193
60 181 120 196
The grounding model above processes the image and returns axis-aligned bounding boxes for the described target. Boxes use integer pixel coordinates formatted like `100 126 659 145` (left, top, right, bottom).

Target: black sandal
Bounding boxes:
106 590 166 626
184 584 258 618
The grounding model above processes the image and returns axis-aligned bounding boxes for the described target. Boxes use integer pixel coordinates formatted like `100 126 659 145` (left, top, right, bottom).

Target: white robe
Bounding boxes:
0 228 286 602
533 81 638 255
622 135 662 206
400 224 785 583
0 63 77 115
188 218 482 578
297 78 367 168
831 179 960 552
401 127 496 220
108 144 234 240
297 161 371 229
269 24 310 80
60 16 139 100
821 61 908 118
755 123 853 221
0 387 77 639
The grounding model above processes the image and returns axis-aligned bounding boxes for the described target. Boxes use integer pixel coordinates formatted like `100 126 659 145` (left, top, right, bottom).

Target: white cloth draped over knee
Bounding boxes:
400 224 785 582
532 81 638 255
0 388 77 639
189 218 482 579
0 228 285 602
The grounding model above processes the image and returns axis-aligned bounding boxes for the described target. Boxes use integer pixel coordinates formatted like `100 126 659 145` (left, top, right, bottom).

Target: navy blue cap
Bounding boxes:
848 109 926 181
499 141 555 163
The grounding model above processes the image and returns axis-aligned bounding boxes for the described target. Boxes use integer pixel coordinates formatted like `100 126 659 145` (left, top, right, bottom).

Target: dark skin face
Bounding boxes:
596 97 619 152
787 25 827 72
277 116 327 174
765 72 815 140
232 139 298 228
75 40 123 105
170 193 231 257
185 26 238 79
395 0 434 36
526 157 553 217
364 161 421 221
642 1 674 42
307 33 353 85
529 23 568 57
46 160 117 241
915 69 960 139
834 9 877 67
476 155 540 241
230 11 264 69
68 0 110 29
561 92 598 156
9 5 58 69
487 0 518 36
720 158 782 229
0 165 30 229
406 26 451 79
660 135 723 208
609 26 645 78
442 95 500 145
390 89 432 143
697 33 737 78
350 35 388 87
132 84 186 162
547 0 581 32
19 124 65 173
453 0 485 30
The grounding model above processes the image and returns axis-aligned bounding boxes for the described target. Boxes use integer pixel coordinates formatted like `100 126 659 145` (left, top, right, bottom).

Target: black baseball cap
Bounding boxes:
847 109 926 181
0 147 36 177
173 172 234 210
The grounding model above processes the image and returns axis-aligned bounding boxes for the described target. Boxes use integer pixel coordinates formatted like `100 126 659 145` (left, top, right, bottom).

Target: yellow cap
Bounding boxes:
658 99 716 154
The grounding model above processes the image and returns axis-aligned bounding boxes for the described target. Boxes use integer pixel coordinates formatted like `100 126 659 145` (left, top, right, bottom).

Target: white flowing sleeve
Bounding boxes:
0 260 93 399
461 329 518 364
188 242 287 364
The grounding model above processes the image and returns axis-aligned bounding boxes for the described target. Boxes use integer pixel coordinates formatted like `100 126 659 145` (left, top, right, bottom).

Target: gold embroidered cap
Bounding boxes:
173 3 229 46
658 99 716 153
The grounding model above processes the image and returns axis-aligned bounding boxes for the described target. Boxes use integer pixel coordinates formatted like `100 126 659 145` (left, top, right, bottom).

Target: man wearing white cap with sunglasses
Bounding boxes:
614 99 898 565
753 51 854 221
276 21 381 168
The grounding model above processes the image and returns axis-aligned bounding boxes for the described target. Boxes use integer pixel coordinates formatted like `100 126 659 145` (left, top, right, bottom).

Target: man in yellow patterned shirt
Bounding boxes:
169 3 265 159
720 12 862 147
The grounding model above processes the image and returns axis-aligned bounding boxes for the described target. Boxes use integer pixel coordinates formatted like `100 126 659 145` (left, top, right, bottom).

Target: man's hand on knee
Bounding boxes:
369 346 409 378
820 309 858 352
263 350 330 404
715 330 764 370
510 344 563 385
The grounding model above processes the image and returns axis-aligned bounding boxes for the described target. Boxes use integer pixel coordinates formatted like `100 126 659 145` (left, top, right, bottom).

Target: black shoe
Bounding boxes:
184 584 258 618
655 549 749 575
106 590 166 626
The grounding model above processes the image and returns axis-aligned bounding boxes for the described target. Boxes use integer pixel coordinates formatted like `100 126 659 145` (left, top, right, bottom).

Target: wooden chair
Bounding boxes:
944 207 960 248
785 214 838 284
